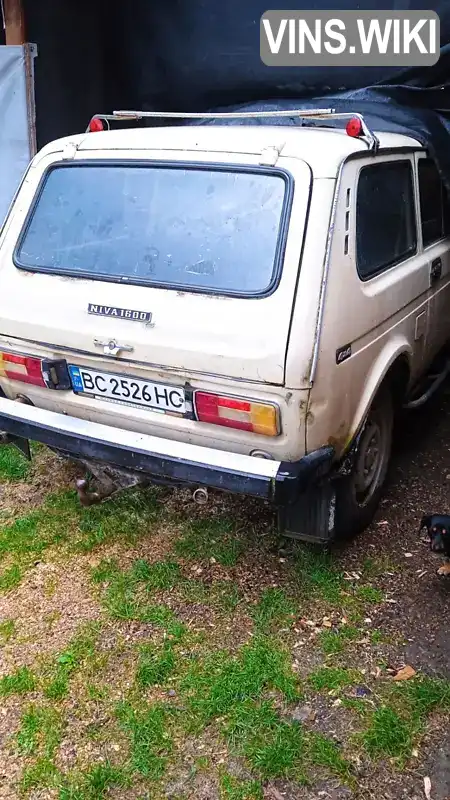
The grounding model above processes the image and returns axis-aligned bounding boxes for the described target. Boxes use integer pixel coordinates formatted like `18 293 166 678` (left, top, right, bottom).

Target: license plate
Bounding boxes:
68 365 186 414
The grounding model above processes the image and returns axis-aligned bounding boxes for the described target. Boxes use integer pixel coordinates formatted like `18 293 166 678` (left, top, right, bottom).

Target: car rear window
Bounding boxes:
14 163 289 296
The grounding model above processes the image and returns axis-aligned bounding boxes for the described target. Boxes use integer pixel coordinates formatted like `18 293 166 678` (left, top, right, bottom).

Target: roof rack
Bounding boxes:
86 108 379 152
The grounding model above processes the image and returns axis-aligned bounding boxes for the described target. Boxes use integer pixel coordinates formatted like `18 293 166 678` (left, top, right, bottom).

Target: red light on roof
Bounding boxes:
346 117 363 138
88 117 105 132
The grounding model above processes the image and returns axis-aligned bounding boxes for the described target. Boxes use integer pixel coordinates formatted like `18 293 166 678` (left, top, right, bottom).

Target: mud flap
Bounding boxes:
0 432 31 460
277 481 336 544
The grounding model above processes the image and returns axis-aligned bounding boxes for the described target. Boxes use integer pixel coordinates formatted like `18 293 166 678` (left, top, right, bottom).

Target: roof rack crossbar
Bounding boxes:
86 109 379 152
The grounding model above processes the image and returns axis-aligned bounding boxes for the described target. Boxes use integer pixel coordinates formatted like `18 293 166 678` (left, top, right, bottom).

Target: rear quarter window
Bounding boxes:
355 160 417 280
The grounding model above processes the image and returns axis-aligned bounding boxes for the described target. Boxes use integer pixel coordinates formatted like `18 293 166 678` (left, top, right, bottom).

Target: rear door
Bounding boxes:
415 154 450 360
0 149 312 386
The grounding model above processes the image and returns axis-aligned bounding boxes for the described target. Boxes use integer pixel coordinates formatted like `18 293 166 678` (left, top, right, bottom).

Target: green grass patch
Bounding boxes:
0 443 31 481
226 699 306 780
59 762 129 800
131 558 181 590
363 705 414 759
220 772 263 800
116 701 172 779
73 488 162 552
252 588 295 632
43 623 100 700
354 585 384 604
90 558 121 584
308 667 360 693
0 491 78 586
97 561 185 638
361 676 450 762
0 618 16 643
295 548 344 604
0 665 36 696
319 626 360 656
136 640 176 689
182 636 300 725
307 733 352 780
17 704 64 792
174 518 245 566
0 562 22 592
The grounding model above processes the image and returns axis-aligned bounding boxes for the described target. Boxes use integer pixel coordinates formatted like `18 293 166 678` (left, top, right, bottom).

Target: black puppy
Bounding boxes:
420 515 450 575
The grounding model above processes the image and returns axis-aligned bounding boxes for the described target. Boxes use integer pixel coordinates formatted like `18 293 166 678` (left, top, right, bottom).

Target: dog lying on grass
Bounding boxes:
420 515 450 576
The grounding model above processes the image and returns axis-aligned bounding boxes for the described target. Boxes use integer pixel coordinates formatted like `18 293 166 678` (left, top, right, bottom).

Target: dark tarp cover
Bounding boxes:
24 0 450 187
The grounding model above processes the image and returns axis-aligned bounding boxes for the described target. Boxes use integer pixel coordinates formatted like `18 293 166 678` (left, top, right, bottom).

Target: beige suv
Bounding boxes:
0 108 449 543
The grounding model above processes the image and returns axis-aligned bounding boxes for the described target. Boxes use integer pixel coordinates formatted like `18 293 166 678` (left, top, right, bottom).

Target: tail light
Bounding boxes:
0 351 70 390
194 392 279 436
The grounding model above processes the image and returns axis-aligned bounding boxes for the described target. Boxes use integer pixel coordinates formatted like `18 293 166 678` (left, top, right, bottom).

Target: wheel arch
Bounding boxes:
345 340 412 455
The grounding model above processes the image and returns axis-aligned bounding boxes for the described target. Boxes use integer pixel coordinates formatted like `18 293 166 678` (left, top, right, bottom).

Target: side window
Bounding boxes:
356 160 417 280
418 158 450 247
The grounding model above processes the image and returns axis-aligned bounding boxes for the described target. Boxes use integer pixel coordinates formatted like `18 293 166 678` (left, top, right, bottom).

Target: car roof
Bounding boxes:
37 124 424 178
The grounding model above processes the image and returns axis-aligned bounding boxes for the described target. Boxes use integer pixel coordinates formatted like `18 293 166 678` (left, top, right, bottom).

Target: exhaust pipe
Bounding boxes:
192 487 208 505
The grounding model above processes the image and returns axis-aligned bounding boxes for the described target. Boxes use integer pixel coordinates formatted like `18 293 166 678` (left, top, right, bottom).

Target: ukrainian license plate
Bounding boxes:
68 365 186 414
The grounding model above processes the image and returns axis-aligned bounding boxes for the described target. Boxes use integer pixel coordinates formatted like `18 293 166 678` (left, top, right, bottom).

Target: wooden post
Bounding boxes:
3 0 26 45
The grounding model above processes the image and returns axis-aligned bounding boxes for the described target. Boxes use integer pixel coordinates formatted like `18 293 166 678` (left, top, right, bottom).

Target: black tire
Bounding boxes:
334 383 394 539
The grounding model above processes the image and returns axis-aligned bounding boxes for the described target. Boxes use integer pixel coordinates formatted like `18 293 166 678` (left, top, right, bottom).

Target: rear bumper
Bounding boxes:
0 397 334 505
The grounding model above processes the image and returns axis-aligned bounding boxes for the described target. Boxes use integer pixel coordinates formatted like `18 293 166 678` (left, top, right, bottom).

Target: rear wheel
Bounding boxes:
334 384 394 538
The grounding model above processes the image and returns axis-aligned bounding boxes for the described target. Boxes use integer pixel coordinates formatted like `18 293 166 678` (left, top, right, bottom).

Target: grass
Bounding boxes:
252 588 295 632
2 448 450 795
0 618 16 643
182 637 300 724
363 706 414 759
319 625 360 656
136 640 176 688
308 667 361 693
95 560 186 638
0 443 31 481
43 623 100 700
73 488 162 552
354 585 384 604
226 699 306 780
131 558 181 589
295 548 345 604
0 665 36 696
220 772 263 799
0 562 22 592
59 763 129 799
360 676 450 761
116 701 172 779
17 704 65 792
173 517 246 566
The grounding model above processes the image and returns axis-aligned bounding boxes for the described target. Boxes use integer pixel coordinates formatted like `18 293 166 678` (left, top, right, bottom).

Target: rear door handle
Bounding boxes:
431 257 442 282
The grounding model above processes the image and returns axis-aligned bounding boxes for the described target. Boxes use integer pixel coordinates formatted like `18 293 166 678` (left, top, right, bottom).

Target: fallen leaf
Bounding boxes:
374 666 382 679
322 618 333 628
393 665 417 681
424 775 432 800
412 747 419 758
377 520 389 525
404 552 413 558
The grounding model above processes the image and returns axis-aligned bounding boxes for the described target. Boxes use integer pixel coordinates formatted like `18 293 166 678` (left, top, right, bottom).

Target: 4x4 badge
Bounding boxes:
88 304 152 324
336 344 352 365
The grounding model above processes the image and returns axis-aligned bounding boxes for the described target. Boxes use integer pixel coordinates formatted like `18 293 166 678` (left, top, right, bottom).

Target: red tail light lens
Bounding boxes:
0 351 70 390
194 392 279 436
0 352 46 386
